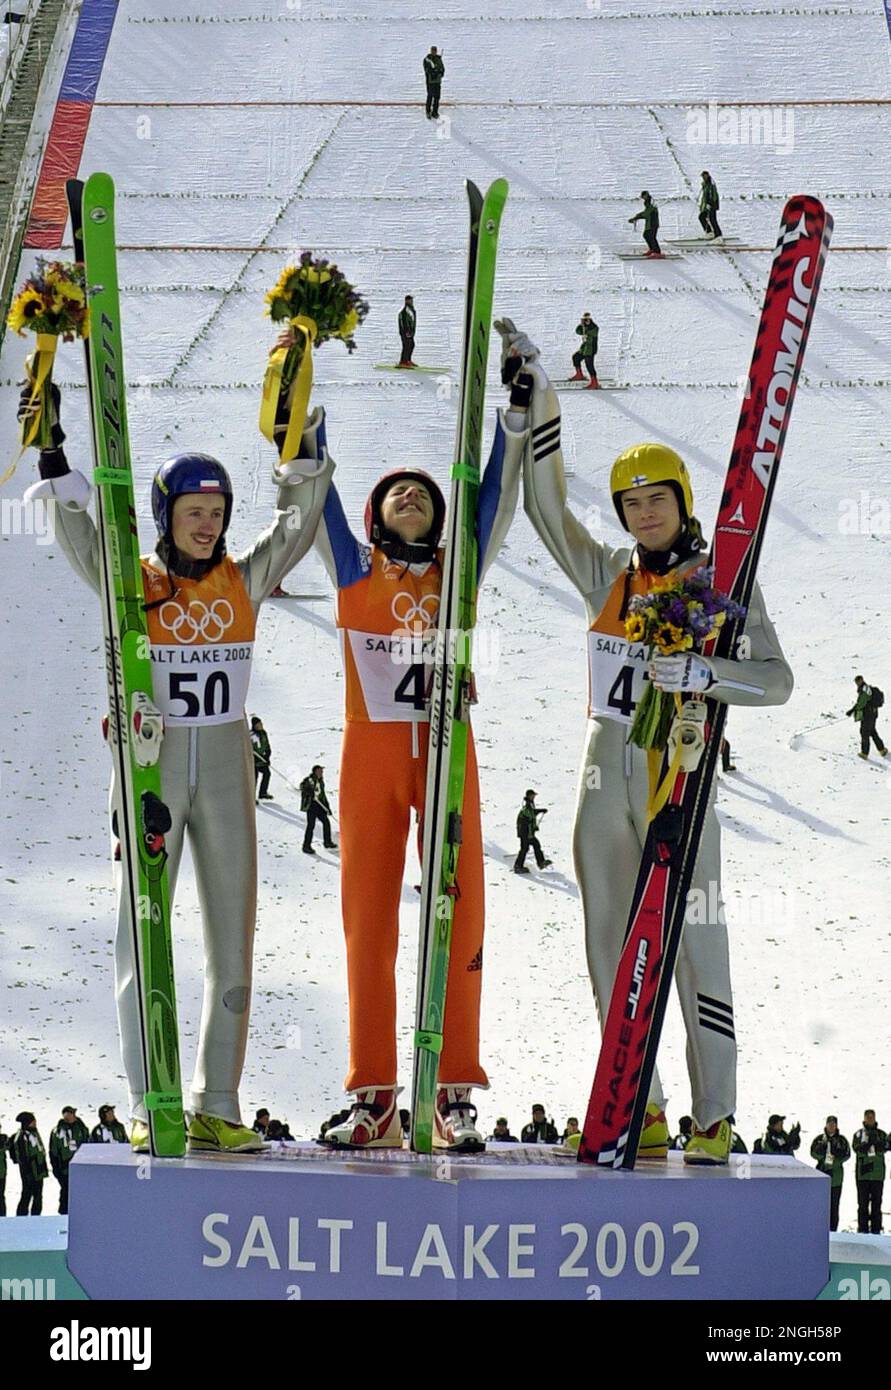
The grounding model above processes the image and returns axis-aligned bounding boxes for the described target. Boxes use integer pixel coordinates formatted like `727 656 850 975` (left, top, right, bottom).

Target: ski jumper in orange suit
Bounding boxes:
296 406 525 1092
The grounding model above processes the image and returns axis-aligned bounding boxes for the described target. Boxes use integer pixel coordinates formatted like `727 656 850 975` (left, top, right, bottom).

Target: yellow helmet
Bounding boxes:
610 442 694 529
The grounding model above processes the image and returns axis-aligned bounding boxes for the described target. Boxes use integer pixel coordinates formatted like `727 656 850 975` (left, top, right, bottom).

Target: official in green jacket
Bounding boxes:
398 295 417 367
90 1104 128 1144
49 1107 91 1215
629 191 662 256
10 1112 48 1216
853 1111 886 1234
514 789 551 874
570 313 600 387
250 717 273 800
846 675 887 760
698 171 722 238
811 1116 851 1231
423 47 445 119
0 1130 7 1217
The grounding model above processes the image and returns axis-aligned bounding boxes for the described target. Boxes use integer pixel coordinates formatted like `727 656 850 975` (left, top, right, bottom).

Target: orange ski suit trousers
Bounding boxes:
338 719 488 1093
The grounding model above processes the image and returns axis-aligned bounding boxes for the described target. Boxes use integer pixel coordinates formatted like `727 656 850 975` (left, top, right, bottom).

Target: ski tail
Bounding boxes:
410 179 507 1154
579 196 832 1170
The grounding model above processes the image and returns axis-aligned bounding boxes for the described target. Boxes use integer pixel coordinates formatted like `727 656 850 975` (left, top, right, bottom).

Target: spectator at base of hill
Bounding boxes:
521 1104 559 1145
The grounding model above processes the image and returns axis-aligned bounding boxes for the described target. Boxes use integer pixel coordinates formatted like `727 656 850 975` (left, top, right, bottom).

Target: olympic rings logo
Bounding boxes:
158 598 235 644
391 592 440 634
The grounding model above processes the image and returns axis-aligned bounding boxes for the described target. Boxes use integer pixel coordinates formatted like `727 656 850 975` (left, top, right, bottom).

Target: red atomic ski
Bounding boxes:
578 194 833 1170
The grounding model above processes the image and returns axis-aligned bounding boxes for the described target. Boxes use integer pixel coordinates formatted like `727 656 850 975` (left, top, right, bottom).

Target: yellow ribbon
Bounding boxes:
645 693 685 822
2 333 59 487
259 315 317 463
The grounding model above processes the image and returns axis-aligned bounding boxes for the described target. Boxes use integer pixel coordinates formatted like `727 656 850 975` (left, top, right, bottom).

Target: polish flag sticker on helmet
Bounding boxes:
199 480 223 490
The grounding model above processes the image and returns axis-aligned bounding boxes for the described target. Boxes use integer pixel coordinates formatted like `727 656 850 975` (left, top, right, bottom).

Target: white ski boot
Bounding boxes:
323 1088 403 1149
434 1087 485 1153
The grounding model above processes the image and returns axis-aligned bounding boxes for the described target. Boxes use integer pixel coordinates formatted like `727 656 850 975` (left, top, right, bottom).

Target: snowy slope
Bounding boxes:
1 0 889 1229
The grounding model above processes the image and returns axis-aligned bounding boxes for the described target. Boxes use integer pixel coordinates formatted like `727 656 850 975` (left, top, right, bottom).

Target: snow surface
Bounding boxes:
1 0 890 1230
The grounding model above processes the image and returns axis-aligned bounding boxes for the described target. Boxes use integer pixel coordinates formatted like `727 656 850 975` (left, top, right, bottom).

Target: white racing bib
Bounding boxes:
345 629 436 722
150 638 254 727
588 630 651 725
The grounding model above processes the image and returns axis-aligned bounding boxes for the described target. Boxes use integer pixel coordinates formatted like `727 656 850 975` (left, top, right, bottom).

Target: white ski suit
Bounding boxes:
37 453 332 1123
520 382 793 1128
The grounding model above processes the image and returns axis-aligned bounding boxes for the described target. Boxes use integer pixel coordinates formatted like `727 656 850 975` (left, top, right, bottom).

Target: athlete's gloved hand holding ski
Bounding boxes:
20 383 93 511
494 318 550 395
649 653 713 693
18 380 66 469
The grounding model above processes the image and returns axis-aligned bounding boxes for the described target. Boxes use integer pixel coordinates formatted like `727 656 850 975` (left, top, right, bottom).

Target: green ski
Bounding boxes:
78 173 185 1157
410 178 508 1154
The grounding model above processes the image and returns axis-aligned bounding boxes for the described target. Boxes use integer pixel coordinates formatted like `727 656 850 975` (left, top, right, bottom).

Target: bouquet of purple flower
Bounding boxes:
625 566 746 750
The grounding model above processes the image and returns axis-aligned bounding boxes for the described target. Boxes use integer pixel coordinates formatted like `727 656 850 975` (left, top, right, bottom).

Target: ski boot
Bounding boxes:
434 1087 485 1153
323 1088 403 1149
130 1119 149 1154
568 369 586 381
188 1113 265 1153
859 752 869 760
638 1103 669 1159
514 864 530 875
586 377 601 390
684 1117 732 1165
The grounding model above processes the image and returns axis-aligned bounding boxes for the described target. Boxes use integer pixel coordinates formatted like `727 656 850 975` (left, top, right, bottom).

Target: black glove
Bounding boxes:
18 379 65 449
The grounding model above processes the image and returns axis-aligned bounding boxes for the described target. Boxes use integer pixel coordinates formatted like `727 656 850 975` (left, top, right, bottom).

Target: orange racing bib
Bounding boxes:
142 557 255 727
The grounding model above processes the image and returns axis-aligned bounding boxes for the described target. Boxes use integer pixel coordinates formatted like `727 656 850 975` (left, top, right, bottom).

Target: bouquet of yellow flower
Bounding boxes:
7 259 89 463
259 253 369 462
626 566 746 750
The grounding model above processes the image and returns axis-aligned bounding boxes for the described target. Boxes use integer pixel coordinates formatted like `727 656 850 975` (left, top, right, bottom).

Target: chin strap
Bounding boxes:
375 532 438 566
637 523 705 578
144 539 226 611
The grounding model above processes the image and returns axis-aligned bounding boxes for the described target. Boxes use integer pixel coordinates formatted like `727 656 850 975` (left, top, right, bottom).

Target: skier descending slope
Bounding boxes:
499 322 793 1164
22 389 332 1152
275 393 527 1149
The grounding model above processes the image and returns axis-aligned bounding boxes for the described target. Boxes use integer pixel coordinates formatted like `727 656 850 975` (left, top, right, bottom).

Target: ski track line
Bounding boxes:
164 112 346 387
125 7 869 23
94 98 891 109
113 191 891 205
13 377 890 393
646 104 694 194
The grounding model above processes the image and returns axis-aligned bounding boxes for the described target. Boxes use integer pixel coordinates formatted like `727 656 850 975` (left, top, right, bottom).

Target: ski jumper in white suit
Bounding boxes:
36 453 332 1123
521 381 793 1129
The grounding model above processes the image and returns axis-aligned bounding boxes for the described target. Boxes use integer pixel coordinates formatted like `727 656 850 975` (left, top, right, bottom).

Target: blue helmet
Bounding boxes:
151 453 233 539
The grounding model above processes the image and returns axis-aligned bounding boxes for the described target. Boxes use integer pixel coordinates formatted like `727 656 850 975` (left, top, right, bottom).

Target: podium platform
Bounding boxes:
67 1144 829 1301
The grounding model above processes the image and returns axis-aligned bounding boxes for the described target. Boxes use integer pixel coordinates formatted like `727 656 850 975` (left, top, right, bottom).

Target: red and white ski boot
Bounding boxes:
586 377 601 390
568 369 586 381
324 1088 403 1149
434 1087 485 1153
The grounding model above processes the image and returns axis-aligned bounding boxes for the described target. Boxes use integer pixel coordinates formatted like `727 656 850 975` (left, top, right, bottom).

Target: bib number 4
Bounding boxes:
394 664 428 712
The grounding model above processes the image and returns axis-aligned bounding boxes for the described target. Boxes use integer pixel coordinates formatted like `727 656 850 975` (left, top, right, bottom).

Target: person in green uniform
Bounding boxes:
49 1106 90 1214
514 789 551 874
569 312 600 388
423 46 445 119
846 675 887 760
853 1110 887 1234
10 1112 48 1216
0 1127 7 1216
698 171 722 238
90 1104 128 1144
811 1116 851 1231
250 716 273 800
398 294 417 367
628 190 662 257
